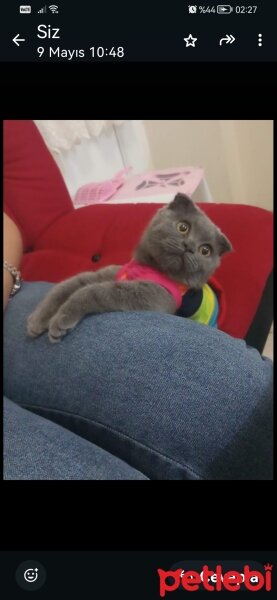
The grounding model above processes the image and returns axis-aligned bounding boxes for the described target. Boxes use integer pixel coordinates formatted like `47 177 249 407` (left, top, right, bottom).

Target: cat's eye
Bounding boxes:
199 244 212 257
177 221 190 235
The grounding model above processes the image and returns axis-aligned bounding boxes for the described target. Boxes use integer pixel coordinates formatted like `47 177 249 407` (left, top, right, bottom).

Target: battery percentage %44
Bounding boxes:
189 6 217 13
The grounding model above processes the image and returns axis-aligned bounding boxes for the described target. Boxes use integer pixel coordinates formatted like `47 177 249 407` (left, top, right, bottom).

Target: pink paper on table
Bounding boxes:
109 166 204 203
73 168 130 208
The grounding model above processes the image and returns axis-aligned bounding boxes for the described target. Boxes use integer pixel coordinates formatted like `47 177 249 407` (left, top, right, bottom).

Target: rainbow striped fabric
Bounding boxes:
186 283 219 328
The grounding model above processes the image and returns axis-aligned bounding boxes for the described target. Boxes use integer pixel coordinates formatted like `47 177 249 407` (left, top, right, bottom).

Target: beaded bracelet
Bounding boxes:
3 260 23 297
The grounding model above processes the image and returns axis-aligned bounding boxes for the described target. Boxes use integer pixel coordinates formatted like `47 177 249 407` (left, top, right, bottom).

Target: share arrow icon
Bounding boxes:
219 34 235 46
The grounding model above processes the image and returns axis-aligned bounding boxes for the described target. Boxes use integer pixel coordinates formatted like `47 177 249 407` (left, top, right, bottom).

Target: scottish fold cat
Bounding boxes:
27 194 232 342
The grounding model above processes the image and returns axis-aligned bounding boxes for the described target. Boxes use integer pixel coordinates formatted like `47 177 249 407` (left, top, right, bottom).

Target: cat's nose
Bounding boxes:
183 242 195 253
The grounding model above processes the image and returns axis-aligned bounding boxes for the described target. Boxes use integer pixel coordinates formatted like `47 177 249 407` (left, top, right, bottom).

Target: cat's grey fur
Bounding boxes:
27 194 232 342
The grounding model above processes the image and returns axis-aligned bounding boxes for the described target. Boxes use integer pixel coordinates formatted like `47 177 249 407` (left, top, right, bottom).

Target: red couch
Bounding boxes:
4 120 273 351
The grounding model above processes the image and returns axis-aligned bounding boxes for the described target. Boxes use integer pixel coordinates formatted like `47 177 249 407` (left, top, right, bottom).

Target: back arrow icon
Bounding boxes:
13 34 26 46
219 34 235 45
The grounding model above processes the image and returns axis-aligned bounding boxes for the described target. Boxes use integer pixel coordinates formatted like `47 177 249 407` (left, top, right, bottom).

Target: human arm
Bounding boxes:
3 213 23 310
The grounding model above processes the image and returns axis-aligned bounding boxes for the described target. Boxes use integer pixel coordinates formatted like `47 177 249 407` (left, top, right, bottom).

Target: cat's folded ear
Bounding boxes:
167 193 198 213
217 231 233 255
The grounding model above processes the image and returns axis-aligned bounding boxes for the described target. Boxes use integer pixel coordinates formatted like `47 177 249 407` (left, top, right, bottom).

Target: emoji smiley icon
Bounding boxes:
24 568 39 583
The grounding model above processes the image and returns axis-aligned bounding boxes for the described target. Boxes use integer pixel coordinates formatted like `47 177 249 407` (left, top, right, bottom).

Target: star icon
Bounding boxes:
183 34 197 47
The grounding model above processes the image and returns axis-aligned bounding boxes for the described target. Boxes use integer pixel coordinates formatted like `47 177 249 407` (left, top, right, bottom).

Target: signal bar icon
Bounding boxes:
38 5 47 12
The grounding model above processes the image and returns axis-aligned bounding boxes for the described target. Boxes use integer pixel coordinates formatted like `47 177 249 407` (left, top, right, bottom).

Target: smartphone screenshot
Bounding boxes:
1 0 275 591
1 2 274 487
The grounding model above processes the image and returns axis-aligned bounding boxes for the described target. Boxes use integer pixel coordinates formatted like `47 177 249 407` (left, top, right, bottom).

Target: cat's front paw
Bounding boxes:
27 311 49 338
48 312 79 343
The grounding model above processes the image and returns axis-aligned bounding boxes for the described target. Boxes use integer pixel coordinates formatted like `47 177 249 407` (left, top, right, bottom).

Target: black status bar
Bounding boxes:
0 1 277 62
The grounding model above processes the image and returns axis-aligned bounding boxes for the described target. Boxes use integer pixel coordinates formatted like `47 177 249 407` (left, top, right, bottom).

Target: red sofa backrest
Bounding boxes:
4 120 73 250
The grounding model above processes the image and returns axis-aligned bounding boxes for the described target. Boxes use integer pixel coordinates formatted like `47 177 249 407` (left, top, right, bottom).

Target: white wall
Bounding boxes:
143 120 273 211
230 120 273 210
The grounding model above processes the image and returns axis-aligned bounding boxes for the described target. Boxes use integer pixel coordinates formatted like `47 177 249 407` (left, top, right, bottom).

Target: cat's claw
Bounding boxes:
48 313 78 343
27 313 48 338
48 331 63 343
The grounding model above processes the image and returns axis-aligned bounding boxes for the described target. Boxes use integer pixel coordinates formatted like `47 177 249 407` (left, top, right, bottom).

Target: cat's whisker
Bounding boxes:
164 242 184 255
184 254 198 271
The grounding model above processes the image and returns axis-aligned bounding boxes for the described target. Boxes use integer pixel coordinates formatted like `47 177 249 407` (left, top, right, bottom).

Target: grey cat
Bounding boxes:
27 194 232 342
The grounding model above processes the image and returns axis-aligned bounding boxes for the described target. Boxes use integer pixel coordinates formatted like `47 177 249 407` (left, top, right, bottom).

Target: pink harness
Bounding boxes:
115 260 188 309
